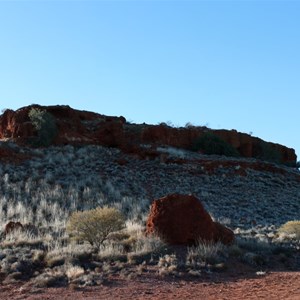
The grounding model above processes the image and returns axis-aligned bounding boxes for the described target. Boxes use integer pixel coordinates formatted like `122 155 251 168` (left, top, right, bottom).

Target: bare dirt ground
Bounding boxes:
1 271 300 300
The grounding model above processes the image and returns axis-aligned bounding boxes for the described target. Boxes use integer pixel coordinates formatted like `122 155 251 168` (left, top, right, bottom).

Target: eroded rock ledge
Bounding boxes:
0 105 296 165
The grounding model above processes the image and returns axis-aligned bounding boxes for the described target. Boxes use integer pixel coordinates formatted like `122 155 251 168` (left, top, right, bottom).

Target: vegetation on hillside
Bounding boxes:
278 220 300 239
192 132 240 157
28 108 58 147
67 207 125 250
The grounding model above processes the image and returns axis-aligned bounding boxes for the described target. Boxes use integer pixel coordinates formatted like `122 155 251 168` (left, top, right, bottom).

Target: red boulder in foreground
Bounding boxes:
213 221 235 245
146 194 234 245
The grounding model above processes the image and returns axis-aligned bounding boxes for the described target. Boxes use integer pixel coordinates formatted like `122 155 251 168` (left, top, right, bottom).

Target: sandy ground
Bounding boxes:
1 271 300 300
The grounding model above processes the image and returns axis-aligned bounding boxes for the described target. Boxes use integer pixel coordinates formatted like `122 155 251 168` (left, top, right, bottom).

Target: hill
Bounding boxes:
0 105 299 298
0 104 297 165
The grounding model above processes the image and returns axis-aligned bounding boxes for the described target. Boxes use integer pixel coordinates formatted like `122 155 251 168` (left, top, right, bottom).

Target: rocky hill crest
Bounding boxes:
0 104 297 165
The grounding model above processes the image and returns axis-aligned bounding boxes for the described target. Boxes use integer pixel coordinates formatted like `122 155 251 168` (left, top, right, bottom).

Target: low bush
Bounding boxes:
192 132 240 157
158 254 178 277
67 207 125 250
65 264 85 280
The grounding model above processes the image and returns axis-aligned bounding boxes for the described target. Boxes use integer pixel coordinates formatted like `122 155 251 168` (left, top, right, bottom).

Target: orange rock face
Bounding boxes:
146 194 234 246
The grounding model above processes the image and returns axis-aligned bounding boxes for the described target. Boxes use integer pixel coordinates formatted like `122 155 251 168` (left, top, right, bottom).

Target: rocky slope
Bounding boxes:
0 141 299 233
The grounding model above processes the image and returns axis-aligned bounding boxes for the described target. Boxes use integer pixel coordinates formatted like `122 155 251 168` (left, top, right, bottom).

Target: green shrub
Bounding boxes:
67 207 125 250
278 220 300 239
28 108 57 146
192 132 240 157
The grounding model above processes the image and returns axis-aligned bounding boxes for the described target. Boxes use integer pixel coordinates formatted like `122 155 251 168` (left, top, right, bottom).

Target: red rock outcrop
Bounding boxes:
141 126 297 165
4 221 23 235
0 105 126 147
141 124 199 149
3 222 39 236
0 105 296 164
146 194 234 245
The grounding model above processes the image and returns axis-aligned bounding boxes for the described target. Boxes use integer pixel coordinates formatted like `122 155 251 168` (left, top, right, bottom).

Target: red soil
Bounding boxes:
1 271 299 300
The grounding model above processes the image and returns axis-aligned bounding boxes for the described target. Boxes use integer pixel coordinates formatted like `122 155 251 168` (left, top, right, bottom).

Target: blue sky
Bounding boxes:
0 1 299 158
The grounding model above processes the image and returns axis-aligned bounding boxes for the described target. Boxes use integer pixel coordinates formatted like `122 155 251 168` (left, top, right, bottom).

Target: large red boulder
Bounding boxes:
146 194 234 245
213 222 235 245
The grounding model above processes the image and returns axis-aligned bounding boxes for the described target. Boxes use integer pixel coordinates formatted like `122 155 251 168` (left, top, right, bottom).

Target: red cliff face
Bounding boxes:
140 125 297 165
0 105 126 147
0 105 297 165
0 108 34 139
213 129 297 164
141 125 200 149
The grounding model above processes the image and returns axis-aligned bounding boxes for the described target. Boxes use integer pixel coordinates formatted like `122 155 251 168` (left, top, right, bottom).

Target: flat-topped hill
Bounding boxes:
0 104 297 165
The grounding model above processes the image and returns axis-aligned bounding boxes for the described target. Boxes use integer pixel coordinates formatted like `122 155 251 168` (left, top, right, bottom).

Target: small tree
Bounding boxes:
28 108 57 146
67 207 125 250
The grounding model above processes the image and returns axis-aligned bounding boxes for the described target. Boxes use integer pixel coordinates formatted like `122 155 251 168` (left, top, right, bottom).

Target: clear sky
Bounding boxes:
0 1 299 158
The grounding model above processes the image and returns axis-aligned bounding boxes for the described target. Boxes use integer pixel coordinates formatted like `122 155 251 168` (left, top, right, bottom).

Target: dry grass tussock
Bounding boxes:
65 264 85 280
278 220 300 239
